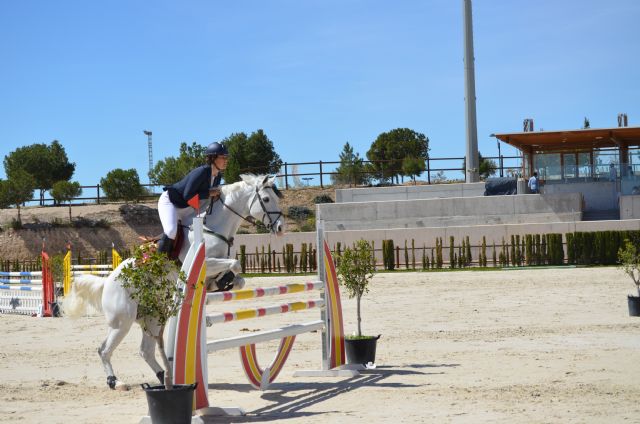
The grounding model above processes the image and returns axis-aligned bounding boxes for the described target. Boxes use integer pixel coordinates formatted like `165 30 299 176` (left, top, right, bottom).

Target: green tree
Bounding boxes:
149 142 206 186
332 142 368 186
223 129 283 183
337 239 375 337
50 181 82 222
0 169 36 226
618 239 640 297
401 157 426 184
100 168 146 202
366 128 429 184
479 153 497 179
3 140 75 203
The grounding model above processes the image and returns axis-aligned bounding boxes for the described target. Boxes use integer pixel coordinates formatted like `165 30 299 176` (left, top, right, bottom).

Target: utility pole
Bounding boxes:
143 130 153 185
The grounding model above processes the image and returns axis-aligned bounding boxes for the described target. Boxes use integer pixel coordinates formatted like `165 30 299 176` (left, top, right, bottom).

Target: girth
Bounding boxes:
202 227 234 257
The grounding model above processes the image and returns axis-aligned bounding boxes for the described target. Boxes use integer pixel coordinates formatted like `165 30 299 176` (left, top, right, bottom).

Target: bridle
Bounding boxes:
247 185 284 231
200 183 283 255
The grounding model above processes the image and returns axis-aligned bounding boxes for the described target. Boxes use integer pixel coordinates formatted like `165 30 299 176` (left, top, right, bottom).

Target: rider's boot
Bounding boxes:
157 234 174 257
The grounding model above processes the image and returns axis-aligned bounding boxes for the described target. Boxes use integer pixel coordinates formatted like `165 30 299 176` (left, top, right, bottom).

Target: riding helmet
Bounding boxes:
205 142 228 157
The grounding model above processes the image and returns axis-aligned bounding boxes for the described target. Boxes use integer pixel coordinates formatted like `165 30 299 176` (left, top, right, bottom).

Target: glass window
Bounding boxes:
534 153 561 181
593 149 618 180
563 153 577 179
628 148 640 176
578 152 591 178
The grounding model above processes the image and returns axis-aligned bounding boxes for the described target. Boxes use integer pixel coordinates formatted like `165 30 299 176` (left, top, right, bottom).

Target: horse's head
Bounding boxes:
241 174 285 236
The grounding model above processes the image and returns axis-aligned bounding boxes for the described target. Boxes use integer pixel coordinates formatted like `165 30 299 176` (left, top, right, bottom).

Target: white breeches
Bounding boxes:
158 191 195 239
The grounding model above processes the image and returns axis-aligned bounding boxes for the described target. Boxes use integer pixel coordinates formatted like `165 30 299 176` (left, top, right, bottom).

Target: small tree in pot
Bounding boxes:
618 239 640 316
337 239 380 365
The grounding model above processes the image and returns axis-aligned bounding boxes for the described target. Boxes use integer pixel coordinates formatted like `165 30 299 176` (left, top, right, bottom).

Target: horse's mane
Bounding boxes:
220 174 273 196
220 180 246 196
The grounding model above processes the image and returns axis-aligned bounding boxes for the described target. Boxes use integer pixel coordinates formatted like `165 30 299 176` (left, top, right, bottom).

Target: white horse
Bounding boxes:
63 174 285 390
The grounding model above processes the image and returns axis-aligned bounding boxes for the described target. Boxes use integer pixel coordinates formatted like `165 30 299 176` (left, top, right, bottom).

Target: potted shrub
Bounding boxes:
337 239 380 366
119 243 195 423
618 239 640 316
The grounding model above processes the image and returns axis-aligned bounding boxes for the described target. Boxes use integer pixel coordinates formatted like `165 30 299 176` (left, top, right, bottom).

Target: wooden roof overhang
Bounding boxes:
492 126 640 153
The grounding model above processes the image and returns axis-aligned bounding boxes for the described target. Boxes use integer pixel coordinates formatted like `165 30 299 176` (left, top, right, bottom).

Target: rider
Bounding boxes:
157 142 229 255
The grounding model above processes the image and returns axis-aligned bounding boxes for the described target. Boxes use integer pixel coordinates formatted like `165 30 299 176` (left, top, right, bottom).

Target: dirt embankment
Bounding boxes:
0 186 334 260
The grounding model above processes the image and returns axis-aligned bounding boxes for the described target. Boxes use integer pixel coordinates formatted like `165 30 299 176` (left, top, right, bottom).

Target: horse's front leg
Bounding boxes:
204 258 244 292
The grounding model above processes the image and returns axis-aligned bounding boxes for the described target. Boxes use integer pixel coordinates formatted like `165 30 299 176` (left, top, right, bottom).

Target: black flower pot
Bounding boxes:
141 382 197 424
345 335 381 365
628 295 640 317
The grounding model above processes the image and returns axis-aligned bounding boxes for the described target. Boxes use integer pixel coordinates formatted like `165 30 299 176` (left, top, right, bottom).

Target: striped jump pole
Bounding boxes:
206 281 323 304
205 299 324 326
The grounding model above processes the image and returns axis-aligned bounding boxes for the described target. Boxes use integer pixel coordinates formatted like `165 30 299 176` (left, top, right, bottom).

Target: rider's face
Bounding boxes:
214 155 229 170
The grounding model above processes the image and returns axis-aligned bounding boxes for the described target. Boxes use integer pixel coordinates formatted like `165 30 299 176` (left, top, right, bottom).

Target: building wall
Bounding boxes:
620 195 640 219
543 181 617 211
317 193 582 231
335 182 486 203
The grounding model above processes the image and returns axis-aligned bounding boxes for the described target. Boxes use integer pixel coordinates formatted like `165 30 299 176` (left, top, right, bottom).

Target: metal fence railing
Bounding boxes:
23 155 522 206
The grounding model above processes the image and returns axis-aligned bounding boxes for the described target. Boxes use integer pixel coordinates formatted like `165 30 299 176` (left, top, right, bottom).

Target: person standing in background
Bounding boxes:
528 172 539 194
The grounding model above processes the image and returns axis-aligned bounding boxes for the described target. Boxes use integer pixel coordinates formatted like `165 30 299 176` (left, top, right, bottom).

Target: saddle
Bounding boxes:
138 221 185 261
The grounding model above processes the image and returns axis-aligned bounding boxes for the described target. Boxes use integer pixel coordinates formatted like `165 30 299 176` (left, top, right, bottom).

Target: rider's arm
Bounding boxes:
208 173 223 198
182 166 210 201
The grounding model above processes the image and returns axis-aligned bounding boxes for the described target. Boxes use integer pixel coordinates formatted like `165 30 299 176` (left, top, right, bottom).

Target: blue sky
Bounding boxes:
1 0 639 185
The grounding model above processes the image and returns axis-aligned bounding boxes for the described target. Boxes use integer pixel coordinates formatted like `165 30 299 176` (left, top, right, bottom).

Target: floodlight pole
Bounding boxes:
143 130 153 185
463 0 479 183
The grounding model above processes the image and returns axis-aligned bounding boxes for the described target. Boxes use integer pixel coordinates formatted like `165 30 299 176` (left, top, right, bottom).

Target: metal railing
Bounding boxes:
24 155 521 206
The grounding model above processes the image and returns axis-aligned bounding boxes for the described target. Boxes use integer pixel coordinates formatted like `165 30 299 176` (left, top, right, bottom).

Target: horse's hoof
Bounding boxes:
114 382 129 391
107 375 117 390
232 275 245 290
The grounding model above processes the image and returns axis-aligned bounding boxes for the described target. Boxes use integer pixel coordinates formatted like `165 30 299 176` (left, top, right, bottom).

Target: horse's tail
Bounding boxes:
61 274 106 318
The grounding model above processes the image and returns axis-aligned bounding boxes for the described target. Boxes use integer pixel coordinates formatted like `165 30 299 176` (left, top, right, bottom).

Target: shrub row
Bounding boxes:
567 230 640 265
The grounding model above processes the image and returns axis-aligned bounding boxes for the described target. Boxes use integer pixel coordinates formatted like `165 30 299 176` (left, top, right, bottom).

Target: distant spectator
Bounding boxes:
632 186 640 195
609 163 617 181
528 172 539 194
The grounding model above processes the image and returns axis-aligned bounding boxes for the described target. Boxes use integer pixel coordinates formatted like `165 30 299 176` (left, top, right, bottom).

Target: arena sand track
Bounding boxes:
1 267 639 423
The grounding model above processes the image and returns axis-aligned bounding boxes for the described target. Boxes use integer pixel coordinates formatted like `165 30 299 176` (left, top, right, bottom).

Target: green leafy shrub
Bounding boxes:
382 240 395 270
120 244 187 388
313 194 334 204
619 239 640 296
287 205 312 220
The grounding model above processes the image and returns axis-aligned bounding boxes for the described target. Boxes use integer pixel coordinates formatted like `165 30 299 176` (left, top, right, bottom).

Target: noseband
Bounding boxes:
248 186 283 231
